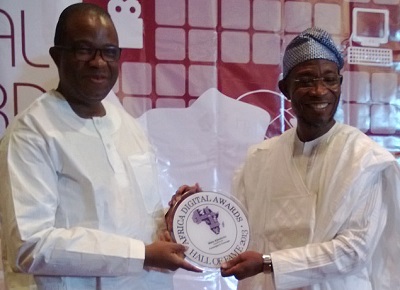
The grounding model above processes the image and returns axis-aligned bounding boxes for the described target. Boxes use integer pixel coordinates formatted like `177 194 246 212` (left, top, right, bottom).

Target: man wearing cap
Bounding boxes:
219 27 400 289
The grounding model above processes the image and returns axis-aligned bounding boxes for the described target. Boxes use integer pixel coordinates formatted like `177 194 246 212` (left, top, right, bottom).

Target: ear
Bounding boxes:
278 79 290 100
49 47 60 67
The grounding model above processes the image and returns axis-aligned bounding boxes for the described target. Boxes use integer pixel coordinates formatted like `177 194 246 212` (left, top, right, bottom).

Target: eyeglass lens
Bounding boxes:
74 47 121 62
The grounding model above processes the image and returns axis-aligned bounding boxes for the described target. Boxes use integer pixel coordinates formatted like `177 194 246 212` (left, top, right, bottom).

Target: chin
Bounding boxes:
301 116 334 129
85 89 110 100
314 118 335 129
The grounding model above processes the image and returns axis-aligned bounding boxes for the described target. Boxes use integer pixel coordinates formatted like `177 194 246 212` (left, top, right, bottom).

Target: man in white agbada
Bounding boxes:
219 27 400 289
0 3 200 290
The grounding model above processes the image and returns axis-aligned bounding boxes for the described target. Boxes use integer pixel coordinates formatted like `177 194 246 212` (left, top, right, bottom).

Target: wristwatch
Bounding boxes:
262 254 273 273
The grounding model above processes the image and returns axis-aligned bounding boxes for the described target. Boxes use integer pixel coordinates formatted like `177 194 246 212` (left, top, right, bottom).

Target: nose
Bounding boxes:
310 79 329 95
89 49 107 66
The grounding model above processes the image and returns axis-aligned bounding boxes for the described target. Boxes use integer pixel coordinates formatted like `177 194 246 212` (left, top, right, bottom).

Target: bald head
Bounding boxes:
54 3 114 46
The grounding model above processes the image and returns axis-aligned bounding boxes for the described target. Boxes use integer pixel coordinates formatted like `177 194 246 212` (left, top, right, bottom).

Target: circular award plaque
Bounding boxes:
168 191 250 268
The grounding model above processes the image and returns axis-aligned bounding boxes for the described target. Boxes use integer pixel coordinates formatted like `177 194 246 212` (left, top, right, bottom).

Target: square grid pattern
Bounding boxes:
88 0 400 149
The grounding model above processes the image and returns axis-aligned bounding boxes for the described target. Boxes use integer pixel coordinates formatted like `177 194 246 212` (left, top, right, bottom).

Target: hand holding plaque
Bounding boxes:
166 183 202 234
166 187 250 268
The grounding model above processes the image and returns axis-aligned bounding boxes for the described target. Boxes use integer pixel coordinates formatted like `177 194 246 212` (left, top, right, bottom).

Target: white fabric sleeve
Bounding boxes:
271 173 387 289
231 164 247 207
0 129 146 277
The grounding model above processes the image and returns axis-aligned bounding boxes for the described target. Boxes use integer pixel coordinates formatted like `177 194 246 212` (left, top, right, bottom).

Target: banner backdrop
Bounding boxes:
1 0 400 289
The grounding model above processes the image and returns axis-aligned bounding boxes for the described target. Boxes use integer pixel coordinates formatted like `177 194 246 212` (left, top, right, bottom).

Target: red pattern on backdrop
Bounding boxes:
83 0 400 153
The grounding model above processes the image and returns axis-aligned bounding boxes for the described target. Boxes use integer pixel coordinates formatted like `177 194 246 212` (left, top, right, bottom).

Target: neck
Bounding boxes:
56 88 106 119
68 101 106 119
296 120 336 142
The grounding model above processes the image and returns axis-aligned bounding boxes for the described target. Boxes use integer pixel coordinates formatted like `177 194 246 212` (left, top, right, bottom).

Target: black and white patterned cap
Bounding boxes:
282 27 344 79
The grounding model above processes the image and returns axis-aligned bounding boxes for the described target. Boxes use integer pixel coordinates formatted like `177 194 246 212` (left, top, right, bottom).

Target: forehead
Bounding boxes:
289 59 338 77
64 11 118 45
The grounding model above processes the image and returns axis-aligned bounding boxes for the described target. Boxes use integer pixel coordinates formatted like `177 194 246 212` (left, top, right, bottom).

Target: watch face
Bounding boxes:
169 191 250 268
262 254 271 260
262 254 273 273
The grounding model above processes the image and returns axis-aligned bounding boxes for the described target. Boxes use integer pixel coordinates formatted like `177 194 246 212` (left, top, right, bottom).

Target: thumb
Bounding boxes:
172 243 188 253
221 255 240 269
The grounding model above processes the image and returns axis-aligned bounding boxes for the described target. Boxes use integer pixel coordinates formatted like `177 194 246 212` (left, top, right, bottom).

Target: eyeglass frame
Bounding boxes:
292 75 343 89
52 45 122 62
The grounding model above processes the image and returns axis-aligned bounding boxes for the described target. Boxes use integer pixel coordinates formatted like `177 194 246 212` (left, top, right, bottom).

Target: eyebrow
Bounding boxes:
294 67 339 76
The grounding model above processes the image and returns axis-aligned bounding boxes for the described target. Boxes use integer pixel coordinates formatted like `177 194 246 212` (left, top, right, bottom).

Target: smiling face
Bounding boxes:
279 59 342 141
50 8 119 118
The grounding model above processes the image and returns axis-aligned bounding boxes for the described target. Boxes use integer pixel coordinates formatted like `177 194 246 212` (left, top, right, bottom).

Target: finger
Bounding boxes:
186 185 198 194
170 243 187 260
220 264 240 277
180 260 203 273
160 230 172 242
221 255 240 269
175 195 183 203
172 243 187 253
194 182 202 192
177 185 189 194
168 193 179 206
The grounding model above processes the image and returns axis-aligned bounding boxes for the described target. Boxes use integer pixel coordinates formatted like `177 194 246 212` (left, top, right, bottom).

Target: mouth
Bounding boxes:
87 74 108 84
308 102 330 110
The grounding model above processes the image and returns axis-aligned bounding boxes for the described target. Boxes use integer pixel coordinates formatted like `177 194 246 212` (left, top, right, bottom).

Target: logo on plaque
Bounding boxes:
169 191 250 268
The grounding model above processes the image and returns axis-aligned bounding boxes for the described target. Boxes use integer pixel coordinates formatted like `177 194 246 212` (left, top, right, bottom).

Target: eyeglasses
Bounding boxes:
53 45 121 62
293 75 342 89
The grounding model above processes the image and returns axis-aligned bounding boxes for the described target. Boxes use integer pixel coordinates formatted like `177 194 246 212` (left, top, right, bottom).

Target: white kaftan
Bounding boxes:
234 123 400 290
0 90 172 290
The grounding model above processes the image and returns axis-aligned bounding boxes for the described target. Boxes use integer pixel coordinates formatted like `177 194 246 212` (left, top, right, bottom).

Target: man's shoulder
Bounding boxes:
6 90 60 127
332 123 395 163
248 128 294 154
20 90 67 116
333 123 382 148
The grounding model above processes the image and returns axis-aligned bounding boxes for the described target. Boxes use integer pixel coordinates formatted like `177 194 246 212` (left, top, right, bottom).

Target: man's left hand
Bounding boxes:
220 251 264 280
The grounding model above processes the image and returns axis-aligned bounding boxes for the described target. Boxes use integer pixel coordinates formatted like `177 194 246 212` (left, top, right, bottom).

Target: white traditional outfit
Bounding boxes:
0 90 172 290
234 123 400 290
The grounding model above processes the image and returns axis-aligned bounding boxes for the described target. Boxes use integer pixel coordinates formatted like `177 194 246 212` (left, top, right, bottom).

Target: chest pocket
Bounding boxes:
266 193 316 251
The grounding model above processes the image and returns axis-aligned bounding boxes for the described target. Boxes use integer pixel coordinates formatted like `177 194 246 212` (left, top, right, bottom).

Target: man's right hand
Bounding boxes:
144 241 202 273
168 183 202 208
165 183 202 233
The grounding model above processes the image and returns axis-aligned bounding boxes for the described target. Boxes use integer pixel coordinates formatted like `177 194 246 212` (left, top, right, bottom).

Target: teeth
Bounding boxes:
311 103 328 109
